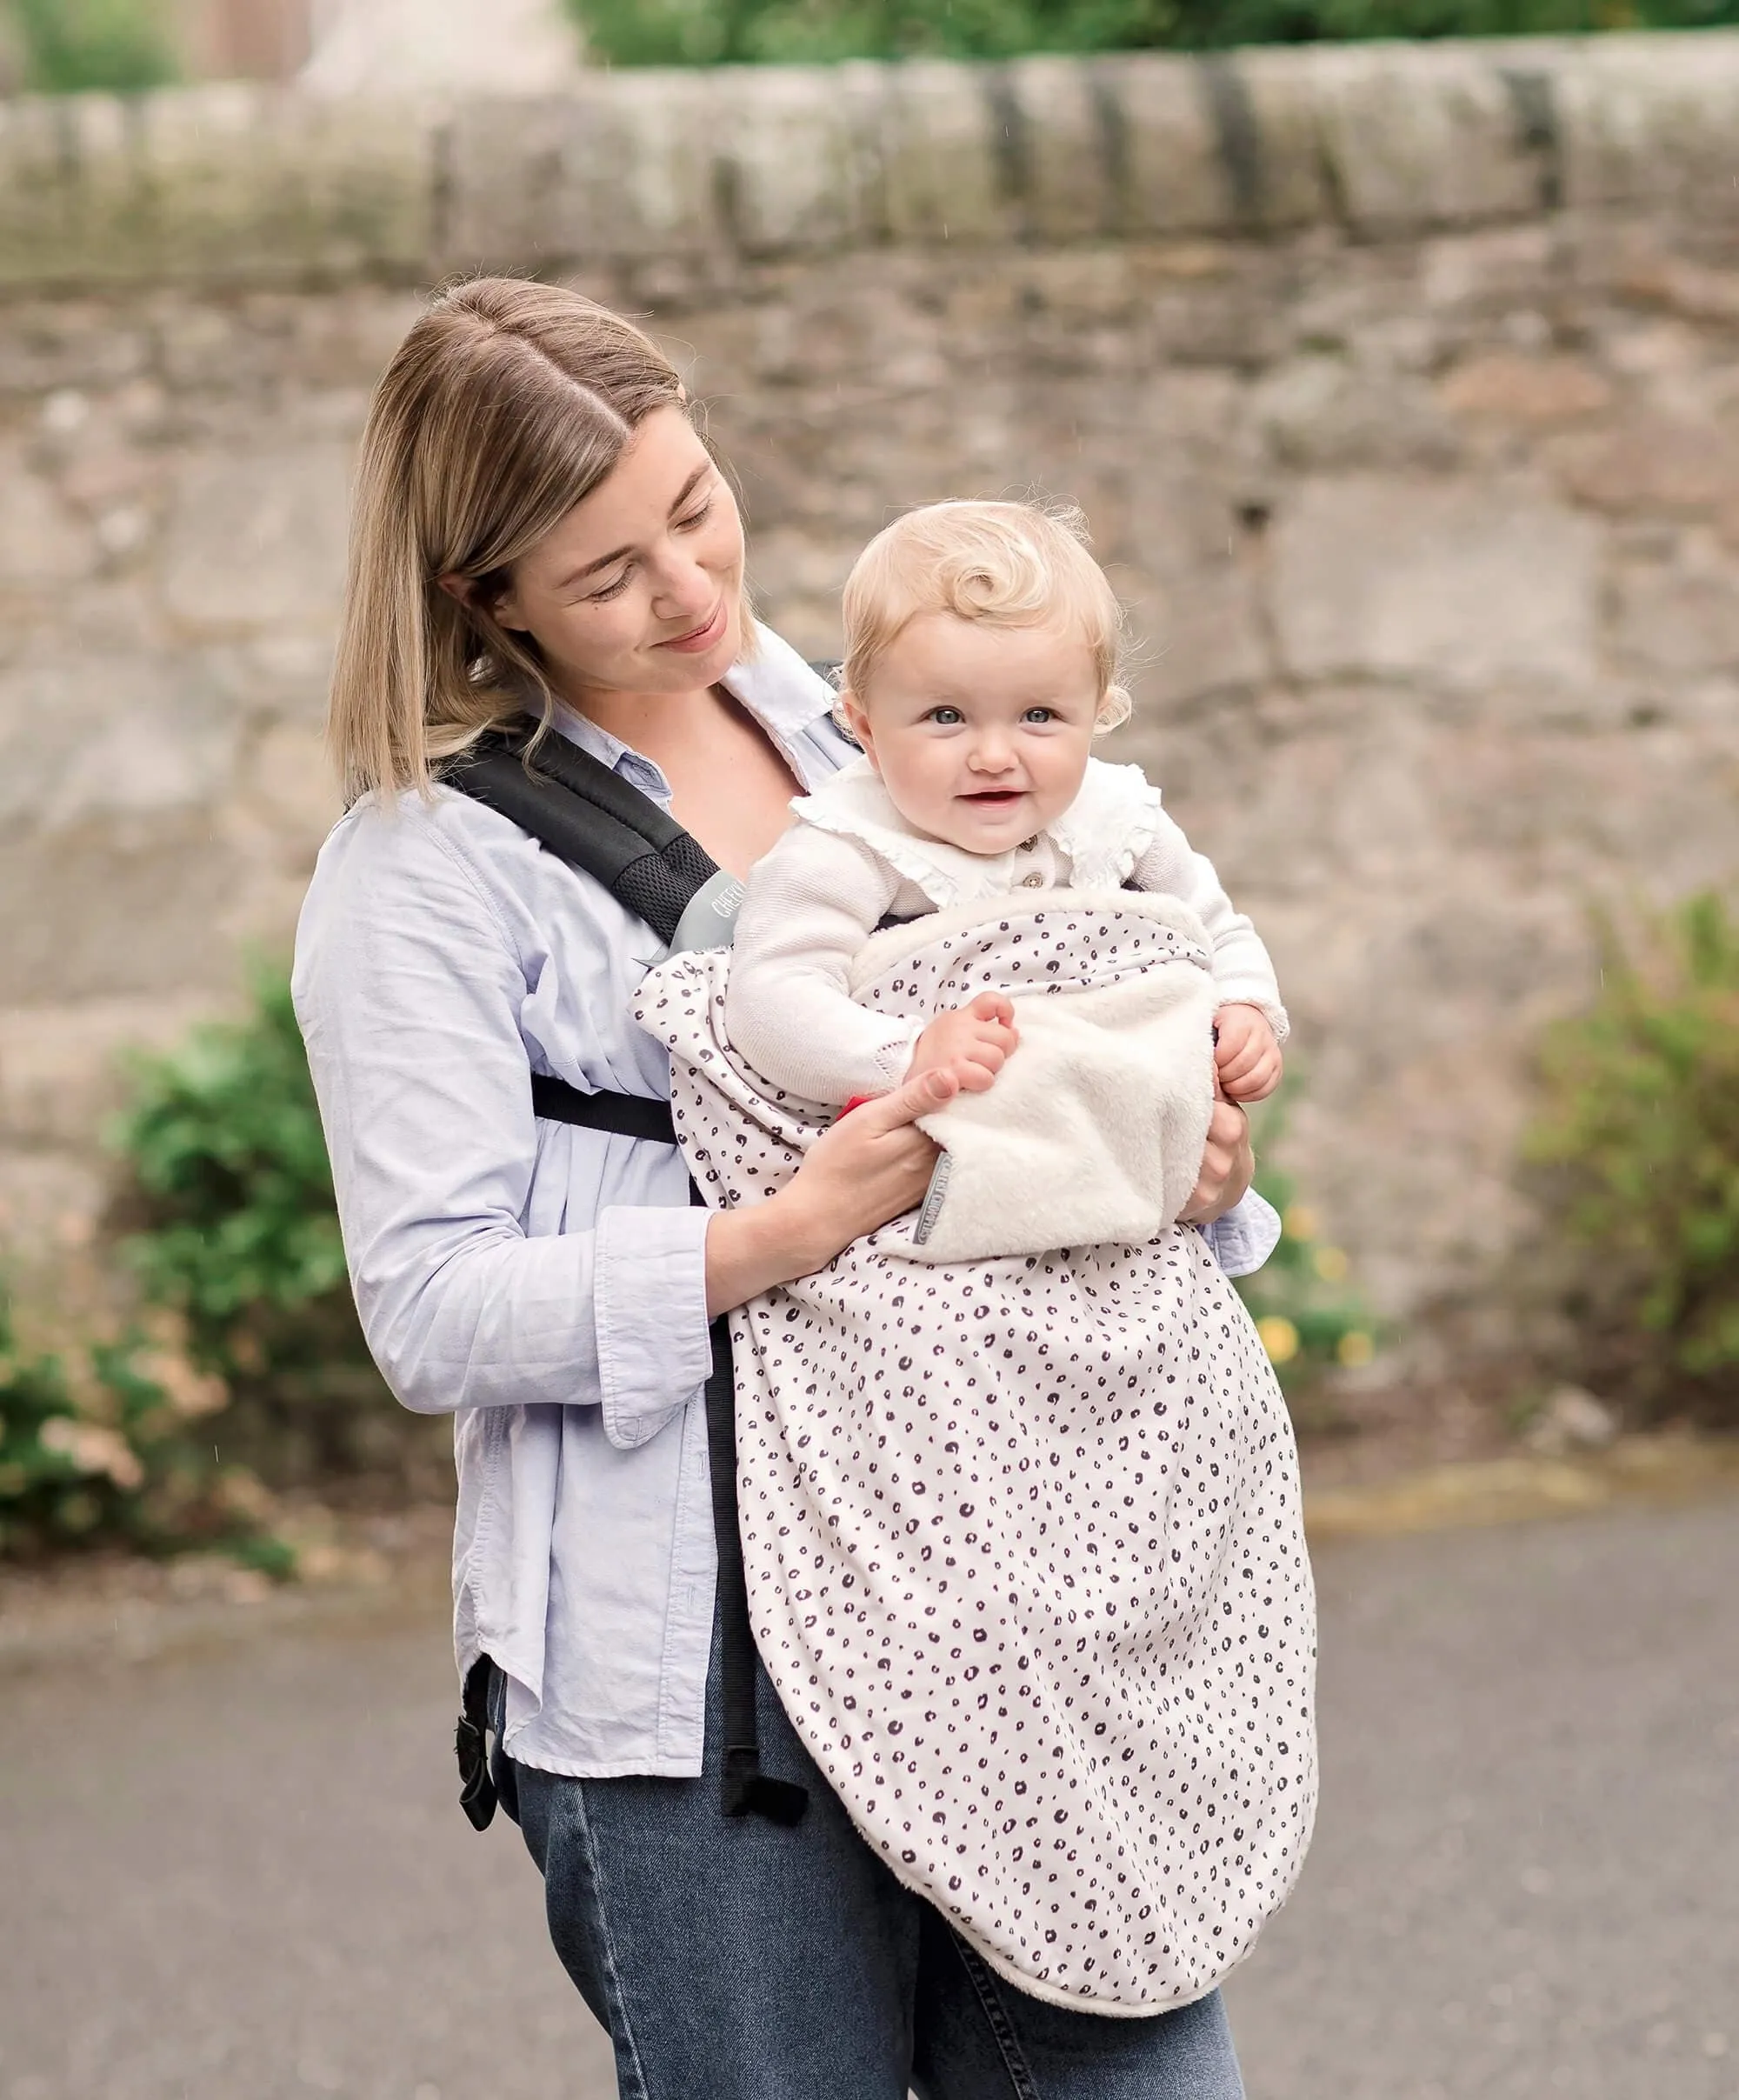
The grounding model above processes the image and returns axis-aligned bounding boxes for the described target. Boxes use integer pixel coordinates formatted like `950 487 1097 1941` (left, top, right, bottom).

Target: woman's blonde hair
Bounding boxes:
839 498 1132 730
329 277 741 804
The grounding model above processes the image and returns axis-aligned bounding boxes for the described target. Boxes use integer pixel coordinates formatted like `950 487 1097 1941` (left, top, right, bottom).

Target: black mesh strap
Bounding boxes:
443 723 719 947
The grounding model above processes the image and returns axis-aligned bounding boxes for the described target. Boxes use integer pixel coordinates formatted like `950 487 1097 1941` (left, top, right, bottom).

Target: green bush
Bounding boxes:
0 1297 291 1569
1525 892 1739 1423
6 0 177 93
108 968 432 1491
568 0 1737 65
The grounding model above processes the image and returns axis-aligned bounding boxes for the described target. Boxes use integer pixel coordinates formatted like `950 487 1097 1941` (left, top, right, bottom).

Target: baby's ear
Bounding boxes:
836 687 877 763
1095 683 1133 733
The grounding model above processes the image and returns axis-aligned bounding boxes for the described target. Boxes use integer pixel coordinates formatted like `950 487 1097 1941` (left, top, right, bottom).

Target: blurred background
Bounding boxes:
0 4 1735 2098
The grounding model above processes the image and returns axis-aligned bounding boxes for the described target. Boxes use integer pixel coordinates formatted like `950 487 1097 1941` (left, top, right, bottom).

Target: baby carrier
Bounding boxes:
443 717 807 1831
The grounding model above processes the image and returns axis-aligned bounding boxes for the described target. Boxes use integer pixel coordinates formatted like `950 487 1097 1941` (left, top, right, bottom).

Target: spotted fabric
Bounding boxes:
633 899 1317 2017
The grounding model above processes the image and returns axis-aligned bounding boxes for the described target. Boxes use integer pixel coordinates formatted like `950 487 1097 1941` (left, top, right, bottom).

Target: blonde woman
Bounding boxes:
295 277 1272 2098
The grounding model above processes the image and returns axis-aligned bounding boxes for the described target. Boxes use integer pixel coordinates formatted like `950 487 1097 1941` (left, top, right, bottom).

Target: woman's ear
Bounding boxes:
439 571 529 635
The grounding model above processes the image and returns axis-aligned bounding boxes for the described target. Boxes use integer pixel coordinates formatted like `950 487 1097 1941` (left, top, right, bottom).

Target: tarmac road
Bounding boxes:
1 1496 1735 2100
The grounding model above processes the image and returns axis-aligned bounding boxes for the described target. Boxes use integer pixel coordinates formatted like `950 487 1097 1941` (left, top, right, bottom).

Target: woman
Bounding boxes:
295 277 1278 2098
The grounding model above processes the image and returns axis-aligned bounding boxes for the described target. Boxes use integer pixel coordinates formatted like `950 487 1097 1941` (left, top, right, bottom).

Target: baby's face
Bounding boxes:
845 613 1102 855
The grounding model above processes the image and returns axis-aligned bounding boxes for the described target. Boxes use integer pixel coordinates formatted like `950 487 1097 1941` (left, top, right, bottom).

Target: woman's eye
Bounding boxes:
674 500 714 533
584 570 631 603
927 706 964 726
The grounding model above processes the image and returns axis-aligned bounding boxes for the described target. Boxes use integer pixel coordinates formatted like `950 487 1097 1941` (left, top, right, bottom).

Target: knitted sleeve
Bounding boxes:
725 822 924 1106
1129 813 1289 1043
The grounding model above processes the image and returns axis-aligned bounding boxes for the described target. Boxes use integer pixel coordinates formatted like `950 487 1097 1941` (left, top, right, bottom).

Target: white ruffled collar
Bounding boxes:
791 755 1163 909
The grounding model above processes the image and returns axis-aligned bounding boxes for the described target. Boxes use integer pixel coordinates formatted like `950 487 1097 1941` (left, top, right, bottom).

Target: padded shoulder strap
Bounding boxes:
443 723 719 948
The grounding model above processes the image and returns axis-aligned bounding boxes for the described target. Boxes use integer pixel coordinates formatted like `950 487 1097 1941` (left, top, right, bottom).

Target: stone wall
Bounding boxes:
3 35 1738 1361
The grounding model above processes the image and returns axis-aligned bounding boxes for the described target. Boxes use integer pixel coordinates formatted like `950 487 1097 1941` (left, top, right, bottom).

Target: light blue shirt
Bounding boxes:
291 626 1281 1778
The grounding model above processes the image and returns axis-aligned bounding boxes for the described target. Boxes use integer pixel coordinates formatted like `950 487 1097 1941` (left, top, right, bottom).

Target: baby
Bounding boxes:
726 498 1286 1119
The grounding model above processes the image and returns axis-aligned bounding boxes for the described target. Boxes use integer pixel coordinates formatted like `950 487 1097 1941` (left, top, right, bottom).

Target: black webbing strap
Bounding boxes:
449 1063 806 1829
529 1072 677 1146
456 1655 496 1831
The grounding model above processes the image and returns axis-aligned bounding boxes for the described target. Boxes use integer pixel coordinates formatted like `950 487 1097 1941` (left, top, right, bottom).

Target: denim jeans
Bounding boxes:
506 1626 1247 2100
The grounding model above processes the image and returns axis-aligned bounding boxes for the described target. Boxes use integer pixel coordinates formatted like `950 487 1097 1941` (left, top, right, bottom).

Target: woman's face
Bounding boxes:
491 405 746 704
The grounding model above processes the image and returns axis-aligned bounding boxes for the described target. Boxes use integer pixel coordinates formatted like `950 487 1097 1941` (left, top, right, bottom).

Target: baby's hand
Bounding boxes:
907 992 1019 1096
1215 1003 1283 1103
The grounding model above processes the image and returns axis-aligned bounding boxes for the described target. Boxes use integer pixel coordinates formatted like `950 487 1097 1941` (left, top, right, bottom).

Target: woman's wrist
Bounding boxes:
703 1185 835 1319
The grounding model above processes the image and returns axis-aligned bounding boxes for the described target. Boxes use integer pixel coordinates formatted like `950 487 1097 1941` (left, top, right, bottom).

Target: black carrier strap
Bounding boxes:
446 723 715 947
529 1072 677 1146
443 720 807 1831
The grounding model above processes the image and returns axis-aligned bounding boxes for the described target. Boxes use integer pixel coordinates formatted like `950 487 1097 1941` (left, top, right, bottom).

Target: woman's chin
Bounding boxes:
697 610 743 683
654 606 741 689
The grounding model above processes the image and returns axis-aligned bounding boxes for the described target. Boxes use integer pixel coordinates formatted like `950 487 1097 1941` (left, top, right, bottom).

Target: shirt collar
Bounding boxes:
549 622 839 805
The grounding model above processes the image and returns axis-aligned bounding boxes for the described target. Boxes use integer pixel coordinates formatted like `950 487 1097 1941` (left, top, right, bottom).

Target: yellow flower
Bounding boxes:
1336 1330 1376 1370
1282 1205 1320 1243
1256 1315 1300 1365
1313 1245 1349 1283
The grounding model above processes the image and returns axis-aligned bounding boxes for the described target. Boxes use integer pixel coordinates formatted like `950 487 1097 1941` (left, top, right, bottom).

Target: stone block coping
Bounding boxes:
2 32 1739 290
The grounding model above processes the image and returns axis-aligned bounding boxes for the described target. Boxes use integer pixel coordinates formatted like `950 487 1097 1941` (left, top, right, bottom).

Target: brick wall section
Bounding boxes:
3 35 1738 1362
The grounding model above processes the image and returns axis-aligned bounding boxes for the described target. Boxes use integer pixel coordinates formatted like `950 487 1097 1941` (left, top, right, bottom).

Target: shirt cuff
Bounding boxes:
1197 1188 1282 1279
594 1203 715 1451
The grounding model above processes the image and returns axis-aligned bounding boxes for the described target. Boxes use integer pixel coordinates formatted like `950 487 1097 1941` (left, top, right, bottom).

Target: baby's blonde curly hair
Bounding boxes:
839 498 1132 731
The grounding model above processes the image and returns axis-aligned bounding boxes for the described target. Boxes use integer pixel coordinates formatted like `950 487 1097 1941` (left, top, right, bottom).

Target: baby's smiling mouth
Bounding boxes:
961 789 1024 805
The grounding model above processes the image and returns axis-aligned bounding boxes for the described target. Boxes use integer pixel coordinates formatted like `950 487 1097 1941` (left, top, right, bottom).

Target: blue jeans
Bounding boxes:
507 1628 1246 2100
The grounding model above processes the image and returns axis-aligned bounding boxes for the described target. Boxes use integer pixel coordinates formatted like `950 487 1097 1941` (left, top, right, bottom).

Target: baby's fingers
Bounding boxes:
968 990 1016 1026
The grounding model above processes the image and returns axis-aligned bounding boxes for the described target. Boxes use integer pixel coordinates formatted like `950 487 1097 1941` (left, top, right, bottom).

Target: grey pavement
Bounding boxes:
1 1497 1735 2100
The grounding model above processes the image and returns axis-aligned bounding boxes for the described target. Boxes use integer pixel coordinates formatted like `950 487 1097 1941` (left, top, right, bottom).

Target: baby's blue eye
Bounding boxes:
928 706 964 726
1023 707 1055 723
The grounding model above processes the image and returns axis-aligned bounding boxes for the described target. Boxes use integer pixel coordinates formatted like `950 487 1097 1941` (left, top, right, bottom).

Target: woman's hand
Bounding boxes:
1178 1097 1256 1227
703 1069 955 1317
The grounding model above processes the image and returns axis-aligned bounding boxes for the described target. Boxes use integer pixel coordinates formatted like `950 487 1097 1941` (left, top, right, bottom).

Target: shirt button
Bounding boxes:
1020 870 1046 889
1018 836 1037 853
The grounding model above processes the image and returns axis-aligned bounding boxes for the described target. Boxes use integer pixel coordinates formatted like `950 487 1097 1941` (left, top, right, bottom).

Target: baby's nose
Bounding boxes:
969 737 1016 770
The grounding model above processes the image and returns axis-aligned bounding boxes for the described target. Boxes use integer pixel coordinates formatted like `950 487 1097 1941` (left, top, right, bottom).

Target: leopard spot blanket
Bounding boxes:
633 891 1317 2017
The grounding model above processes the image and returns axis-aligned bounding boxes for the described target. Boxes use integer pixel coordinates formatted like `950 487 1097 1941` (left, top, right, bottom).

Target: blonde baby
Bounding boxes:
725 498 1286 1118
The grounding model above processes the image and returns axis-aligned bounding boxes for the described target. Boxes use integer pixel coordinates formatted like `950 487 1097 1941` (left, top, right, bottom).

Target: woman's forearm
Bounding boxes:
703 1072 954 1318
704 1190 835 1319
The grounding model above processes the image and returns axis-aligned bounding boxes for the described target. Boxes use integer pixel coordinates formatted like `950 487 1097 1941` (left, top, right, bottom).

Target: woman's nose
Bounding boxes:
648 542 715 615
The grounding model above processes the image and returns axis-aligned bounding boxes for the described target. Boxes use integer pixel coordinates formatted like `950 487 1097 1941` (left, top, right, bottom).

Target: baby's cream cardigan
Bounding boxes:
725 753 1288 1108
